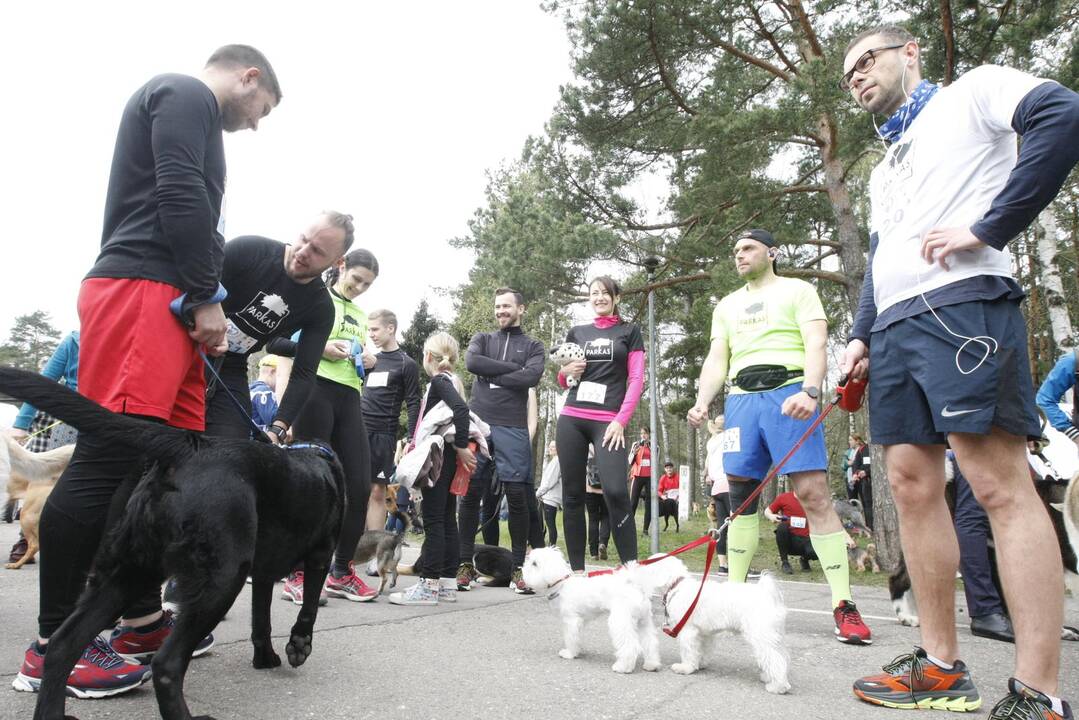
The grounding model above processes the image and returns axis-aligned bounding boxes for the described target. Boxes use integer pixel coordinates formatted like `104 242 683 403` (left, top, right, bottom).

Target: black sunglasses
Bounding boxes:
839 44 905 91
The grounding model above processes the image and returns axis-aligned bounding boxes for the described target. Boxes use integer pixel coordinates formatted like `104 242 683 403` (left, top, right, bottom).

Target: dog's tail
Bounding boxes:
0 367 196 464
756 571 787 617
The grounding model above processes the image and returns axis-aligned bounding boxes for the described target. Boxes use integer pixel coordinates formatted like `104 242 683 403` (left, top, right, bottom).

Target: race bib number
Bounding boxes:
790 516 807 529
721 427 741 453
366 371 389 389
862 456 871 466
576 381 607 404
225 320 258 354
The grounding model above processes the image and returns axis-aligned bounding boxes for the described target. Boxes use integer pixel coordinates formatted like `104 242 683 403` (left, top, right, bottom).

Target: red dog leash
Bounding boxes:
590 376 868 637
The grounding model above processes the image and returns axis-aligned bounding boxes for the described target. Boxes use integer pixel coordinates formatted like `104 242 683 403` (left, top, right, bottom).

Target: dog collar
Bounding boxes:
285 443 337 461
546 573 573 601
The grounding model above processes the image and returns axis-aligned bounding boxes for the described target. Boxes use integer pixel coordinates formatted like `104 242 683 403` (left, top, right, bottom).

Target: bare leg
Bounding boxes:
950 427 1063 694
365 484 387 532
789 470 843 533
885 443 959 662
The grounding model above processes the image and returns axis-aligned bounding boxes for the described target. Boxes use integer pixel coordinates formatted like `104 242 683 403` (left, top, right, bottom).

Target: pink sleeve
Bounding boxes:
557 370 569 389
614 350 645 426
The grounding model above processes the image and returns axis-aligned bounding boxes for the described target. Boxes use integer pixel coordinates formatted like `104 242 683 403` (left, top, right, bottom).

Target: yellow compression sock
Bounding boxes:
810 531 853 608
726 513 759 583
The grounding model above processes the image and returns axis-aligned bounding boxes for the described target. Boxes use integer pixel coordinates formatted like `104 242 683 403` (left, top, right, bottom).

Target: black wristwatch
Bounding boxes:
267 424 287 442
802 386 820 400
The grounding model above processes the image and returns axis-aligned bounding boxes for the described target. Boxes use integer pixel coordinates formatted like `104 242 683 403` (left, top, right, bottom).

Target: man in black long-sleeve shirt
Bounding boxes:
203 213 355 442
15 45 281 700
838 25 1078 716
458 288 545 594
361 309 421 531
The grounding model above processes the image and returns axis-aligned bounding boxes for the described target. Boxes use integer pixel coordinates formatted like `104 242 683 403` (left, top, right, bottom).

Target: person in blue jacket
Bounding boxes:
10 331 80 449
1036 351 1078 443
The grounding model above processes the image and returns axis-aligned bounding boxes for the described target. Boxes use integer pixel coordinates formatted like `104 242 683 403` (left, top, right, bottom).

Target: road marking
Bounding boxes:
787 607 896 622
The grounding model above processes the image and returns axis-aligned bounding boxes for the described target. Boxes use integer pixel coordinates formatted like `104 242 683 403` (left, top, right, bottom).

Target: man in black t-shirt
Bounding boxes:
204 213 355 442
361 309 421 531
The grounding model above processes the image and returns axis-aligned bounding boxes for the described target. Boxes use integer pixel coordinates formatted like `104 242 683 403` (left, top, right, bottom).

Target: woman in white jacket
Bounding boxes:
536 441 562 546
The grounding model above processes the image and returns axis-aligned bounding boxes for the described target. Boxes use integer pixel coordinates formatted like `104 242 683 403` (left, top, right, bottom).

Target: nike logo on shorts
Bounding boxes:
941 406 982 418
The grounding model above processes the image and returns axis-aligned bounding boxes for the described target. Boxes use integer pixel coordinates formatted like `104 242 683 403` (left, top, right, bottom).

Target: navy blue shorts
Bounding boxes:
868 298 1040 446
368 430 397 485
474 425 533 484
722 383 827 480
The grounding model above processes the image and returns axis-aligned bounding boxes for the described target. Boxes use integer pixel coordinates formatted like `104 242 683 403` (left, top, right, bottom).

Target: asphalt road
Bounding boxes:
0 521 1075 719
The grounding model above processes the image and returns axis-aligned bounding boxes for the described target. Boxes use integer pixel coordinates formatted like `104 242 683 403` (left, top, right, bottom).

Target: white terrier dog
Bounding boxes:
522 546 661 674
634 556 791 694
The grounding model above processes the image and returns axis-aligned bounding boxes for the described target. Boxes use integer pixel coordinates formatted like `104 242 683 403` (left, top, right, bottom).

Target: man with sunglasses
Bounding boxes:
838 24 1079 719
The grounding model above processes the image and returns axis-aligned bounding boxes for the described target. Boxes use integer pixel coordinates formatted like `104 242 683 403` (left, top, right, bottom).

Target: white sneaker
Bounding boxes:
365 558 379 577
438 579 457 603
389 579 439 606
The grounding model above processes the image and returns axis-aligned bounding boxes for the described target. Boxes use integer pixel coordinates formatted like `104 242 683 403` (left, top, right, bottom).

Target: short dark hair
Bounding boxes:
845 24 917 58
206 44 282 103
322 210 355 252
494 287 525 306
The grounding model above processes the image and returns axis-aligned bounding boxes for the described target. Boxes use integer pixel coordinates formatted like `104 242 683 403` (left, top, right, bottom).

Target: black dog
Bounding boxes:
659 498 679 532
0 367 345 720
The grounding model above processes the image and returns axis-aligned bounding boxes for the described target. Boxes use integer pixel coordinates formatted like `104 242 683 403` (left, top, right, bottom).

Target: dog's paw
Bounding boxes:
252 645 281 669
611 661 636 674
558 648 578 660
285 632 313 668
1062 625 1079 641
670 663 697 675
765 679 792 695
897 614 920 627
642 660 661 672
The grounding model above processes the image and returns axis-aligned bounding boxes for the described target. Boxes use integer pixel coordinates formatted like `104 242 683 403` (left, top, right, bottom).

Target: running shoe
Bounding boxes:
110 611 214 664
8 535 30 564
598 544 608 560
161 577 180 614
987 678 1073 719
438 581 457 603
853 647 981 712
834 599 873 645
511 568 534 595
281 571 329 606
389 579 439 606
13 637 153 698
324 564 378 602
456 562 478 591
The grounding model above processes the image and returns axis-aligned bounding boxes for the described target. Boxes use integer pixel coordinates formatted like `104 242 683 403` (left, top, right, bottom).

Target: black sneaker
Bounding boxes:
162 578 180 614
598 544 608 560
988 678 1073 719
781 560 793 574
715 565 729 576
800 557 812 572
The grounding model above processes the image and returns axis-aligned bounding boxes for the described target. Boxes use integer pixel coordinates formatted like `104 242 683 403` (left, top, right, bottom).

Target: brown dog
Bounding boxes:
848 542 881 573
2 434 75 569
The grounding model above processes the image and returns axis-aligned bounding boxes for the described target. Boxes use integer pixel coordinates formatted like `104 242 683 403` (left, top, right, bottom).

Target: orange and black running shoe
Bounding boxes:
853 647 982 712
987 678 1073 719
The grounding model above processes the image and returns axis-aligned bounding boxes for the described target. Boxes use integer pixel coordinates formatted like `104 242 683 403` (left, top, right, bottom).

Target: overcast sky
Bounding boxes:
0 1 574 340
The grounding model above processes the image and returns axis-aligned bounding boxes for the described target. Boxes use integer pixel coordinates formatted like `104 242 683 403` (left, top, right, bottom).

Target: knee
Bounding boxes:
887 465 940 511
964 473 1020 515
792 483 830 517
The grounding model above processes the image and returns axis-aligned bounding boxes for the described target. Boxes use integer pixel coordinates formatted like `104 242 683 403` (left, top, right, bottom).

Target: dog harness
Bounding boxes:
285 442 337 461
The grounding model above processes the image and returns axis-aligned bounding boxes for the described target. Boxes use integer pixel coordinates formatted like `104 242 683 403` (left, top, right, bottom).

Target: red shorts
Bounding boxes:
77 278 206 430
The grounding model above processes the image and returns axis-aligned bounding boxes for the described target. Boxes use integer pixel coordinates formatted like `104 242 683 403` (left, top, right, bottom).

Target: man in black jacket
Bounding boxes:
458 288 545 593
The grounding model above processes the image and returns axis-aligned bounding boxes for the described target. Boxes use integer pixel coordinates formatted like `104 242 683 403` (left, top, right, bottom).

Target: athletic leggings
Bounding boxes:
630 475 653 532
418 453 459 579
584 492 610 556
541 503 559 546
37 418 164 637
291 377 371 575
711 492 730 555
556 415 636 571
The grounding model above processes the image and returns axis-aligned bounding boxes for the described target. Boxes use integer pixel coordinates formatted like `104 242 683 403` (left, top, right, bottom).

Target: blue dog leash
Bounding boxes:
169 285 270 442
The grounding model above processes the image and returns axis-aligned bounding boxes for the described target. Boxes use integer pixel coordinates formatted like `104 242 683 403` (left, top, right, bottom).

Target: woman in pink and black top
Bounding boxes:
555 276 645 571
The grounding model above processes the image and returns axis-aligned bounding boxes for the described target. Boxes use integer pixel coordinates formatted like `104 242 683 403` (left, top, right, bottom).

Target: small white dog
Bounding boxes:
634 556 791 694
523 546 661 673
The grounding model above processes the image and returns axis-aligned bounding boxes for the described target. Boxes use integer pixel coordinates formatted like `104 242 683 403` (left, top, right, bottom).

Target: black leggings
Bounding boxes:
775 523 816 562
542 503 559 546
711 492 730 555
584 492 609 556
38 418 163 637
630 475 652 532
203 363 255 439
419 454 459 579
291 377 371 574
556 415 635 571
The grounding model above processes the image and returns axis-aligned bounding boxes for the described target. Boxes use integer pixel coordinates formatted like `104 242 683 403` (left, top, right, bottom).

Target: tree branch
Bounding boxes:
778 267 853 287
798 248 839 268
781 184 826 194
977 0 1015 66
647 4 697 116
785 0 825 59
748 4 800 74
621 272 713 296
694 24 792 82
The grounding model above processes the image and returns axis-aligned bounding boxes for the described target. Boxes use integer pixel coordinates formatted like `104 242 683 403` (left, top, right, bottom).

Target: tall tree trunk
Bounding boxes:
1036 209 1076 349
816 112 865 315
870 445 900 571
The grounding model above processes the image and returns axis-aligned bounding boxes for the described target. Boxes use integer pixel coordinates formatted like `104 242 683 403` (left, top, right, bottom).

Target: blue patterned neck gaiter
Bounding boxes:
877 80 940 144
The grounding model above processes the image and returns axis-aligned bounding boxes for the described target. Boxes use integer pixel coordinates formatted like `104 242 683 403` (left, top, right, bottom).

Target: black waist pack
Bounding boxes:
733 364 803 392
